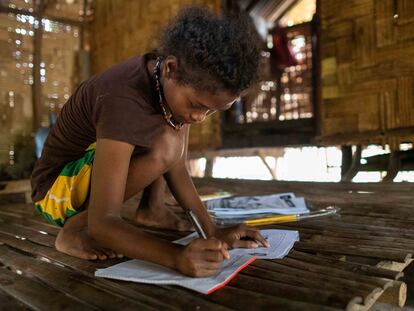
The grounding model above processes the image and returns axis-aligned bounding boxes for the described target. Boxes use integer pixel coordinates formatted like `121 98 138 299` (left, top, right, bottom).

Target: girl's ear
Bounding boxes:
164 56 178 79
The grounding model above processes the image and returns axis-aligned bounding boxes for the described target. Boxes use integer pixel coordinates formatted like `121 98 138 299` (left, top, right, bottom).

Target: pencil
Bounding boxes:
185 209 207 239
244 214 298 226
243 206 339 226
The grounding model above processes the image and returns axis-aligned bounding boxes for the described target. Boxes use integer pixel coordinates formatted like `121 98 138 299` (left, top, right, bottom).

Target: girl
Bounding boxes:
31 7 268 277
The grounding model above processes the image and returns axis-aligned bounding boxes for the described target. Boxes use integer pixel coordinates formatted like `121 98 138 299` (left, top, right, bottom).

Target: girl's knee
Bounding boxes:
150 125 185 169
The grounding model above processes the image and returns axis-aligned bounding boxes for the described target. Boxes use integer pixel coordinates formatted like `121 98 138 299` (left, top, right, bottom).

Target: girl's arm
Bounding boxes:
163 125 217 236
88 138 227 276
88 138 181 267
164 126 268 248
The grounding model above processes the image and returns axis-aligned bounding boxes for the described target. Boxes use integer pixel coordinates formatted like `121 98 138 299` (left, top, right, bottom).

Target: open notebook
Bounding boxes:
95 229 298 294
95 254 255 294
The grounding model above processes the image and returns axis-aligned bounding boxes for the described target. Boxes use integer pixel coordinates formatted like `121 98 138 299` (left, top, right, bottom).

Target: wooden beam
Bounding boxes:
222 132 313 148
189 147 285 159
222 118 315 134
316 127 414 146
0 4 88 26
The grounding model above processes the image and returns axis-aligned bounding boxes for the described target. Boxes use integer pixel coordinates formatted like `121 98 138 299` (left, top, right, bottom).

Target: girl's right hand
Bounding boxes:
176 239 230 277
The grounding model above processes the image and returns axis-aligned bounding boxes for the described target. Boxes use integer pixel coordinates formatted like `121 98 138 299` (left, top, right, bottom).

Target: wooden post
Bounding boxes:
77 0 91 83
257 150 276 179
383 151 401 182
341 145 352 178
31 0 44 132
341 145 362 182
312 0 322 136
204 156 215 178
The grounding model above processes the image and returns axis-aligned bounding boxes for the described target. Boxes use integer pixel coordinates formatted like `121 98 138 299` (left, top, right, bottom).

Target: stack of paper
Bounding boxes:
205 192 309 224
95 229 299 294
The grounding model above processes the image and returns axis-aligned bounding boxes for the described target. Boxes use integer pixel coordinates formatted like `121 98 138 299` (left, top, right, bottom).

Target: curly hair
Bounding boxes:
159 7 260 95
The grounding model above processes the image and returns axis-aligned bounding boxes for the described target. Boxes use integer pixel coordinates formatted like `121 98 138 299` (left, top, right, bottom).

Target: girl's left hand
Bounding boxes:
213 225 270 249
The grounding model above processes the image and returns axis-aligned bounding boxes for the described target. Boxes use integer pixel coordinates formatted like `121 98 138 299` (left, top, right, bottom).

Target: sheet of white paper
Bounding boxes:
95 254 255 294
174 229 299 260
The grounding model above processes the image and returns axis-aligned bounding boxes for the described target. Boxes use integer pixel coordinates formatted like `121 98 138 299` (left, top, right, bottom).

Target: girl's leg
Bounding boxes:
55 209 120 260
135 176 192 231
55 125 188 260
134 124 192 231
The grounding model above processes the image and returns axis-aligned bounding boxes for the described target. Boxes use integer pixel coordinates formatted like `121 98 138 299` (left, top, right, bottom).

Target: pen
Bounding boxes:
244 214 298 226
185 209 207 239
243 206 339 227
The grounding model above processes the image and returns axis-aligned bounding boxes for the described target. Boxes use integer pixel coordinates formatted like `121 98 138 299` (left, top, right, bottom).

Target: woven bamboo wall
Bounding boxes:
90 0 221 151
319 0 414 149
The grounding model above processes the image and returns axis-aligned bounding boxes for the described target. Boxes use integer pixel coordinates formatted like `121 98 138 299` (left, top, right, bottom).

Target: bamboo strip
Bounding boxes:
282 221 414 240
288 250 402 280
0 288 28 310
251 260 381 298
0 212 60 236
0 221 55 247
0 232 232 310
294 241 411 262
376 259 414 272
209 286 342 311
273 256 391 288
0 245 167 310
232 273 355 310
281 226 414 248
0 266 96 311
307 235 414 252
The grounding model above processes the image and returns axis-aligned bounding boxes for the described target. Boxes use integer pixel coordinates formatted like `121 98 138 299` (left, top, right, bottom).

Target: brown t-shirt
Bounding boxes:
31 53 164 202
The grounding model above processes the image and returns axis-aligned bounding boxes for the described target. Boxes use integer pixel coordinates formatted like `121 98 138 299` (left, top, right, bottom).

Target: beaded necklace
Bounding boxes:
153 57 183 131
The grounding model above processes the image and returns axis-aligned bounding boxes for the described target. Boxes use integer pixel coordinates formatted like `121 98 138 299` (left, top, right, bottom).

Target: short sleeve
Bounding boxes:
93 94 163 148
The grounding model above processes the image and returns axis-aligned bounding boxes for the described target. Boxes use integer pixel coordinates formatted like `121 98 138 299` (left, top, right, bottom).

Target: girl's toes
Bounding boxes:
87 252 98 260
69 247 98 260
94 250 107 260
103 248 117 259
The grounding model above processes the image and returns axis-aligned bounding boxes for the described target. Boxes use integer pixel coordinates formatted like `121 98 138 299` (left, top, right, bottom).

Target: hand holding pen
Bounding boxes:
176 209 230 277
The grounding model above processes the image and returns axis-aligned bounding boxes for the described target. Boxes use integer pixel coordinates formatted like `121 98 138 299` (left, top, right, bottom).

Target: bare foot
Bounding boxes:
55 227 123 260
135 204 193 231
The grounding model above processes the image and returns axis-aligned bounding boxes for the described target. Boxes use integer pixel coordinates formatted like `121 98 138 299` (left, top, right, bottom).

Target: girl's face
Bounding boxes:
160 57 238 124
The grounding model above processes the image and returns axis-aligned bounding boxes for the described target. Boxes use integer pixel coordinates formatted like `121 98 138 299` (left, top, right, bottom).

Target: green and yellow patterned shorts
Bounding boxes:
34 143 96 227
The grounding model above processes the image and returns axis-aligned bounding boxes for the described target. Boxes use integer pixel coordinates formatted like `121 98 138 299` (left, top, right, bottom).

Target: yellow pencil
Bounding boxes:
243 206 339 227
244 214 298 226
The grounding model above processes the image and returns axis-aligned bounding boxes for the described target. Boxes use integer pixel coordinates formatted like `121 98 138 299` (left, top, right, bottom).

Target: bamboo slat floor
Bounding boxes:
0 178 413 310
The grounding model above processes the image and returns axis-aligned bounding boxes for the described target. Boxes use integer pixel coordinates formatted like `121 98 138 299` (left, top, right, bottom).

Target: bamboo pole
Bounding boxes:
377 281 407 307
